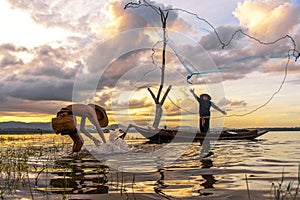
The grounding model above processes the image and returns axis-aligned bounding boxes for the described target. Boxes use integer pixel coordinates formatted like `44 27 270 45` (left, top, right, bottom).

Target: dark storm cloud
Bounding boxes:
5 78 74 101
0 43 80 102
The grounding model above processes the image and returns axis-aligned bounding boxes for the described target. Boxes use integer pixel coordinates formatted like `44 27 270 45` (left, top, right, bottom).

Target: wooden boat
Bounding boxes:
127 125 268 143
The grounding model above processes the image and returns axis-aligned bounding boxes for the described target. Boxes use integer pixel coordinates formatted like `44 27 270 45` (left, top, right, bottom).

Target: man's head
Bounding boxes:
200 94 211 101
88 104 109 127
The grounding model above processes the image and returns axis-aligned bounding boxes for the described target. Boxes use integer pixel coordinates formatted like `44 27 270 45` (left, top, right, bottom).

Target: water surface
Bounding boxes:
0 131 299 199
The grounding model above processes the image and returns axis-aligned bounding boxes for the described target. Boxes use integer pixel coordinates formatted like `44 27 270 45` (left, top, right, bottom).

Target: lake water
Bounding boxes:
0 131 299 199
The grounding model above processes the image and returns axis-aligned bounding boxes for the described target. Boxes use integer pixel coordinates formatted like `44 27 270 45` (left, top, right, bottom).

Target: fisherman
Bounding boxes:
53 104 108 152
190 89 226 159
190 88 226 133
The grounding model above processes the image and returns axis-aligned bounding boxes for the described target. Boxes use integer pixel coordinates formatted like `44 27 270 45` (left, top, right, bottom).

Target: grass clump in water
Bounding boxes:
270 164 300 200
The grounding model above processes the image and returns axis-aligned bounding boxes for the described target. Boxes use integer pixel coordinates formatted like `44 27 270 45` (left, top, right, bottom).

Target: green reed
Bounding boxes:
270 164 300 200
245 164 300 200
0 134 72 199
0 146 33 199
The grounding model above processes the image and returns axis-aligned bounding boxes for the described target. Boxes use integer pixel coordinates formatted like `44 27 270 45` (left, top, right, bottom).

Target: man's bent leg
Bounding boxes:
69 132 83 152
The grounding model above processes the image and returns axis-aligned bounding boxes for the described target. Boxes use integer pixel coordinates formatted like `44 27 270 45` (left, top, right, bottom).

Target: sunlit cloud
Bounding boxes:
92 0 192 39
218 98 247 107
0 0 299 128
233 0 300 39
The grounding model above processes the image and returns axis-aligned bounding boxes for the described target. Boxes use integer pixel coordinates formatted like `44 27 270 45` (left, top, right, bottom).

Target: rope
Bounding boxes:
225 51 291 117
167 50 291 118
124 0 300 118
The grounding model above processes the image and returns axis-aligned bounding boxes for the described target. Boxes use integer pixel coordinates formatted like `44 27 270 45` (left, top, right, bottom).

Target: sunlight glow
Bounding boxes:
92 1 124 38
0 113 52 123
0 0 77 48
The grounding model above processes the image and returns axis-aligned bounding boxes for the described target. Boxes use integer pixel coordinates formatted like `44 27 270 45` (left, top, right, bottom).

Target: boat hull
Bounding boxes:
132 126 268 143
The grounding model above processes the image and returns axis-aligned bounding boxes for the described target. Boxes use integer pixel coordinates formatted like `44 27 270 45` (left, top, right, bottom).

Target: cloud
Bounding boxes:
0 43 80 102
5 78 74 101
0 44 25 68
184 0 300 84
183 20 300 83
7 0 104 35
94 0 191 37
233 0 300 39
0 97 69 116
199 26 242 50
87 48 154 91
0 53 23 68
2 0 299 125
218 98 247 107
129 97 153 108
94 91 113 107
4 0 196 105
28 45 80 79
112 97 152 109
7 0 191 40
163 102 183 116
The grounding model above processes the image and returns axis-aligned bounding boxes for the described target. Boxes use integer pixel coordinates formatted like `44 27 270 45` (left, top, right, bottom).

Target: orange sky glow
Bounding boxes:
0 0 299 129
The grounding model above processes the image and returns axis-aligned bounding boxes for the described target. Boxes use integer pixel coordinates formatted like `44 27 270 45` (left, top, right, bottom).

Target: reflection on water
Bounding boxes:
48 156 109 194
0 131 300 199
154 169 172 199
200 159 216 189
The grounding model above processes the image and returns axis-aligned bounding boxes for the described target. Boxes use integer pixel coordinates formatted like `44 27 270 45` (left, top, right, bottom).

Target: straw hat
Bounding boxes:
88 104 109 127
200 93 211 100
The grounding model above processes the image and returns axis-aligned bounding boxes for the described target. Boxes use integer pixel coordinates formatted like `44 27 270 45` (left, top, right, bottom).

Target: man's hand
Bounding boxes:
93 138 101 146
190 88 195 93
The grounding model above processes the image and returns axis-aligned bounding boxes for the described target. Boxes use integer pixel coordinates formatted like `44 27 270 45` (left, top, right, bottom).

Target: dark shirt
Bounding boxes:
196 97 212 117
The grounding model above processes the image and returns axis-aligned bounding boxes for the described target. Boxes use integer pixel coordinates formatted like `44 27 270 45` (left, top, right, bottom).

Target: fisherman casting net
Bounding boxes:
125 0 299 118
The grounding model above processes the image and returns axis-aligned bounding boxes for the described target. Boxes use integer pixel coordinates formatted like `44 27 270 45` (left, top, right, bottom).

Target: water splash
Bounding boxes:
87 131 134 154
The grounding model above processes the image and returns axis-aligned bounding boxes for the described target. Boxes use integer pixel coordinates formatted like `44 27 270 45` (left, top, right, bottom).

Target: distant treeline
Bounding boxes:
1 127 300 134
260 127 300 131
0 128 54 134
0 128 114 134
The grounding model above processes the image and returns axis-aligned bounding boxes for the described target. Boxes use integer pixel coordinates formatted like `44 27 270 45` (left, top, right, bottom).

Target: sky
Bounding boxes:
0 0 299 129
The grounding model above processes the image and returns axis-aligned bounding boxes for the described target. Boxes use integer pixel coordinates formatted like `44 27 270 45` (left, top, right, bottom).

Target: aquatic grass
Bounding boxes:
245 164 300 200
60 169 71 200
269 164 300 200
131 174 137 200
0 135 74 199
109 170 138 199
0 146 32 199
245 174 251 200
0 134 69 198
